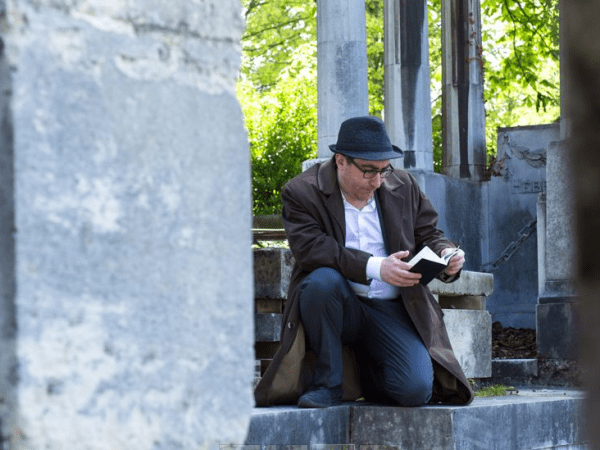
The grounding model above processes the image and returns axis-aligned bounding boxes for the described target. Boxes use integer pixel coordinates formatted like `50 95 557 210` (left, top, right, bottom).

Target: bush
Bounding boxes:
238 48 318 215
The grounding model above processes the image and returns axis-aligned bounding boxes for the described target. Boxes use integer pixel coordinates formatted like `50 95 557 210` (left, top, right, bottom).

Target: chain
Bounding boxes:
481 218 537 272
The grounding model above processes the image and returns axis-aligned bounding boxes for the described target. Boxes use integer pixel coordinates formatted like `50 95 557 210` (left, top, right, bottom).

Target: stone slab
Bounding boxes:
537 302 581 360
1 1 253 448
443 309 492 378
429 270 494 297
254 248 294 299
492 358 538 379
245 389 586 449
255 313 282 342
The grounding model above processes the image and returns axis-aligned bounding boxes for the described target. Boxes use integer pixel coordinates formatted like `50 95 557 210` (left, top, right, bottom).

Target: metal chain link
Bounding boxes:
481 218 537 272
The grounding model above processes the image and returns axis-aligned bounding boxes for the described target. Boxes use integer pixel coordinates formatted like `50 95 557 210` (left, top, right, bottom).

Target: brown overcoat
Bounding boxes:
254 158 474 406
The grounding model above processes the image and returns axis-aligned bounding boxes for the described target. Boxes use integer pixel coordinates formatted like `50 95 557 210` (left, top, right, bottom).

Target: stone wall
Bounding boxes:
0 1 253 449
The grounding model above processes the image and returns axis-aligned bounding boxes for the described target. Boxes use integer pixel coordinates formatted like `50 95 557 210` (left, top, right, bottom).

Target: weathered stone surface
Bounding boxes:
443 309 492 378
536 302 581 360
384 0 433 171
484 124 559 329
429 270 493 297
439 295 486 310
317 0 369 158
254 248 293 299
246 389 586 449
255 313 282 342
492 358 538 379
1 1 253 449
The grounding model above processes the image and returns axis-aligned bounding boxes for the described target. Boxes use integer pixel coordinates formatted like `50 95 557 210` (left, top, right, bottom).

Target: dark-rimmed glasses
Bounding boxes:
347 157 394 179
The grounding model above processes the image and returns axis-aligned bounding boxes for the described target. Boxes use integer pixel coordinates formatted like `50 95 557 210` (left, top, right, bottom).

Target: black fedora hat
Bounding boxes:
329 116 403 160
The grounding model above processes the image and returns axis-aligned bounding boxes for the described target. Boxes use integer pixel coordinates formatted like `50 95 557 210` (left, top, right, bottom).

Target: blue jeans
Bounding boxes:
298 267 433 406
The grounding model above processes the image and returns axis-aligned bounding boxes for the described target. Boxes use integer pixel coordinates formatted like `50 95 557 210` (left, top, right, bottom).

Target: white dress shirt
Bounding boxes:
341 192 401 300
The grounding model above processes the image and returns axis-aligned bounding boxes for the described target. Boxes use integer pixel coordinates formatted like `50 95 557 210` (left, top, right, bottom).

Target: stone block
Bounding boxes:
492 358 538 379
443 309 492 378
536 302 580 359
246 389 586 449
255 313 282 342
429 270 494 297
254 248 294 298
439 295 486 310
0 1 253 448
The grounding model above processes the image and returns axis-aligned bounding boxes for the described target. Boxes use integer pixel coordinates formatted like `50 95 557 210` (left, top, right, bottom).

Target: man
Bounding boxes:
254 116 474 408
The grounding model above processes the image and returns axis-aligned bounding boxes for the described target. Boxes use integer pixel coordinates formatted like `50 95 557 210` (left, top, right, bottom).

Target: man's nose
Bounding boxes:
370 173 383 187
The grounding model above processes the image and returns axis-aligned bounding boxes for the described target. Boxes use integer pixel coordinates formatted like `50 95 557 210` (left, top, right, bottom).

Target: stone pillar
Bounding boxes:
317 0 369 158
0 2 253 449
384 0 433 170
441 0 487 180
536 141 577 360
535 0 578 381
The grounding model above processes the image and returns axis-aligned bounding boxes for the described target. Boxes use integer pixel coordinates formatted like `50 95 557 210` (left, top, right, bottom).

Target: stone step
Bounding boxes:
245 389 586 449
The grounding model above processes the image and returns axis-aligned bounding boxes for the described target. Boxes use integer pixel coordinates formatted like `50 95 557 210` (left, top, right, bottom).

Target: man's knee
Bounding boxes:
384 371 433 407
298 267 347 309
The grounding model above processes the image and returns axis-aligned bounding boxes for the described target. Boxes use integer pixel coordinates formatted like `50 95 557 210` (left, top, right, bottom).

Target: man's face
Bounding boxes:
336 154 391 202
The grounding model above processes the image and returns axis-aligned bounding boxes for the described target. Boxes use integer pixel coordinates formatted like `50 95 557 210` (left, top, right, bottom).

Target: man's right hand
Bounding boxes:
380 250 422 287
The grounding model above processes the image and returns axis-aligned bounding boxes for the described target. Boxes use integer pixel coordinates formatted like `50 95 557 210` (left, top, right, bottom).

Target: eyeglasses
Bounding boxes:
347 157 394 179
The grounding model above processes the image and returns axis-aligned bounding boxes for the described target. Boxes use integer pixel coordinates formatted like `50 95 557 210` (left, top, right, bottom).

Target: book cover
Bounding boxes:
408 246 459 285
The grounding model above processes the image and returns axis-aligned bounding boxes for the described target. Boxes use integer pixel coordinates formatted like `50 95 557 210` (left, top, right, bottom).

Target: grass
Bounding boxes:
474 384 517 397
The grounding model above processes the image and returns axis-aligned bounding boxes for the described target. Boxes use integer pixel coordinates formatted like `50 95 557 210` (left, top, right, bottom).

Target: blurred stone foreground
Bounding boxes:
0 1 255 449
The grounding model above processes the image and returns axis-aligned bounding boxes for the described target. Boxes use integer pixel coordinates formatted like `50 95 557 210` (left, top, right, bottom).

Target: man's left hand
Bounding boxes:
442 248 465 276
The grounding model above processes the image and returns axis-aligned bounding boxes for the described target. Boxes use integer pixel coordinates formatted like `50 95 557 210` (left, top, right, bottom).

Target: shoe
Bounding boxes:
297 386 343 408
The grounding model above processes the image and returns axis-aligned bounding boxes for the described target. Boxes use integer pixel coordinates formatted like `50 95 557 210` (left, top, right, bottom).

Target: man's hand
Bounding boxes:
442 247 465 276
380 250 422 287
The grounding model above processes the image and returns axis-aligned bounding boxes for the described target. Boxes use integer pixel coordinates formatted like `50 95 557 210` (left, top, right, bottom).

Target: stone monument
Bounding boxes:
0 1 254 449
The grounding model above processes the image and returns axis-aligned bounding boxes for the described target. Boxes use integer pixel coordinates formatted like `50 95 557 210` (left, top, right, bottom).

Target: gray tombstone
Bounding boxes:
0 1 253 449
485 124 559 329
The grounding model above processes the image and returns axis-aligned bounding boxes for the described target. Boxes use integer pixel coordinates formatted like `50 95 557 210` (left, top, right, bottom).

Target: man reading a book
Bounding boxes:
254 116 473 409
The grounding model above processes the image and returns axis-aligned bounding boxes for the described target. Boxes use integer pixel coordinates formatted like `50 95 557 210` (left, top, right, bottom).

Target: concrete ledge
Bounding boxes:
246 389 586 449
429 270 494 297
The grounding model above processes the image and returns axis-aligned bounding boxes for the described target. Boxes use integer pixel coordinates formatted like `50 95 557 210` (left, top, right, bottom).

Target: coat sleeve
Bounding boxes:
281 178 372 285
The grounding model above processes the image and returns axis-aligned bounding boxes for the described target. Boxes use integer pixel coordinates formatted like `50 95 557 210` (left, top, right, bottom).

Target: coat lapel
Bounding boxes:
376 172 406 254
318 158 345 244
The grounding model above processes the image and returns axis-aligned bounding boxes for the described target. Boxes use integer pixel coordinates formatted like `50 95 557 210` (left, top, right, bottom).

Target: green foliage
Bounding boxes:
238 43 317 215
240 0 318 215
366 0 385 117
241 0 317 89
481 0 561 154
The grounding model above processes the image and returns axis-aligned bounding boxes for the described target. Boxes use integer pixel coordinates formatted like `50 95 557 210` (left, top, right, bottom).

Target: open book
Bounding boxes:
407 246 460 285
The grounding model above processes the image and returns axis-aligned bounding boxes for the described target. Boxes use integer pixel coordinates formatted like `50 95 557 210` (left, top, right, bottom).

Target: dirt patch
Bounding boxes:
492 321 537 359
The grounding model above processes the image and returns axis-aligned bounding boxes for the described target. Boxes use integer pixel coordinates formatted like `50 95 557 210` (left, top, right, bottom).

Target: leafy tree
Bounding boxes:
240 0 318 215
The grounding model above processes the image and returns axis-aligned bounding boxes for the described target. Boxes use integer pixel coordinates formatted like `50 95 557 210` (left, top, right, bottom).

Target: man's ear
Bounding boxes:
334 153 345 167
